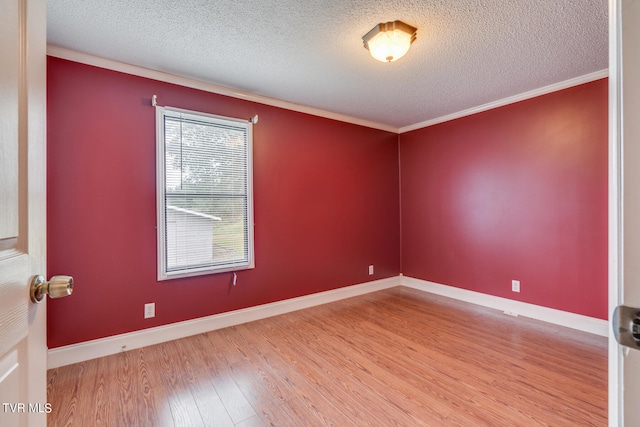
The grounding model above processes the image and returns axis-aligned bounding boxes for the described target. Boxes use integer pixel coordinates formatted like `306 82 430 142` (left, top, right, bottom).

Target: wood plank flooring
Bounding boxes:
47 287 608 426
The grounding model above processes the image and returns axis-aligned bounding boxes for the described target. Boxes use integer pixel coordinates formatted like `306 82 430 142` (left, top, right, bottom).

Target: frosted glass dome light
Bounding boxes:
363 20 417 63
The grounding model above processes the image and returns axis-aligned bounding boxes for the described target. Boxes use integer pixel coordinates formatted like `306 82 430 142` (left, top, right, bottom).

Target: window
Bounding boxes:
156 106 254 280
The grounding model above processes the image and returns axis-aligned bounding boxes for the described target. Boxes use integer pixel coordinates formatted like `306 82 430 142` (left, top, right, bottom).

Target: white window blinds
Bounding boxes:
156 107 254 280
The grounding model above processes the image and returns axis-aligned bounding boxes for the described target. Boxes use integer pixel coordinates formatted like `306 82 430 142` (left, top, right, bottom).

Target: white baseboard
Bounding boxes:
402 275 609 337
49 274 609 368
47 276 401 368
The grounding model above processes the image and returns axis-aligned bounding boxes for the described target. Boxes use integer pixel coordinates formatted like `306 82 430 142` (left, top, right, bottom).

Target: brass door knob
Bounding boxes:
30 275 73 303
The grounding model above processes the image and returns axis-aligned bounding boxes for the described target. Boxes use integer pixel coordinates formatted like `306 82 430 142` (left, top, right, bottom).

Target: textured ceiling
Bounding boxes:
47 0 608 130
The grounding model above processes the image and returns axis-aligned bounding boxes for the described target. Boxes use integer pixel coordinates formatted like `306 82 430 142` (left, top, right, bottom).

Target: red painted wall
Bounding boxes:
47 57 608 348
46 57 400 348
399 79 608 319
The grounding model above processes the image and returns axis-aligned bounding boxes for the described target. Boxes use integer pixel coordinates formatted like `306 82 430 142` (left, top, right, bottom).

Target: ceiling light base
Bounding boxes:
363 20 417 63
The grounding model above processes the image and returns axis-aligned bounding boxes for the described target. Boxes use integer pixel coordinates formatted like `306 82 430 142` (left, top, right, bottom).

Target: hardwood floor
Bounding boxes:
47 287 607 426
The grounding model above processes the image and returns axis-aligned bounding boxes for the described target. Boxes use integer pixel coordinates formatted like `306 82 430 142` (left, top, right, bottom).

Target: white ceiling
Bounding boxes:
47 0 608 131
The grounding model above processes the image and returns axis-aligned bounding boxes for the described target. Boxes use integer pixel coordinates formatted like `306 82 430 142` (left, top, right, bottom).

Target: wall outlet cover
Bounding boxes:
511 280 521 293
144 303 155 319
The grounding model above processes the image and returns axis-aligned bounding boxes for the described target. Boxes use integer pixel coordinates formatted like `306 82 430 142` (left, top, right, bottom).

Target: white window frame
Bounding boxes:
156 106 254 280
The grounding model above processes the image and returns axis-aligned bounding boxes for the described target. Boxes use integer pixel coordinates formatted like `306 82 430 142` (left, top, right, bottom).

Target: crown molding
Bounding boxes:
46 46 608 136
46 45 399 134
399 69 609 134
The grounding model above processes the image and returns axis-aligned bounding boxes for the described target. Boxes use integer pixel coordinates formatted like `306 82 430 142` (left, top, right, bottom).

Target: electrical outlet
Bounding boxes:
144 303 155 319
368 265 374 275
511 280 520 293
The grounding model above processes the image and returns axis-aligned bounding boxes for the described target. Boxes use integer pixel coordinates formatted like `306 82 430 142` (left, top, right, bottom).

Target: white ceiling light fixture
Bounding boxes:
362 20 417 63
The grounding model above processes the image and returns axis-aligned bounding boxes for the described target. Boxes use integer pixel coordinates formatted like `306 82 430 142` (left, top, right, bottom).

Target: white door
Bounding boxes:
0 0 48 426
611 0 640 426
